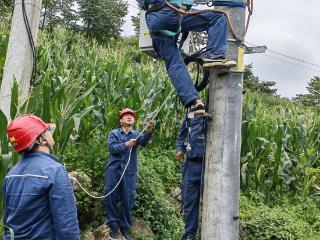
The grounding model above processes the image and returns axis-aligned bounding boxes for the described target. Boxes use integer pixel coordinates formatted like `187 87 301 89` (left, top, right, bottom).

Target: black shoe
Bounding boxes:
109 227 119 240
181 234 196 240
120 228 131 240
189 100 205 117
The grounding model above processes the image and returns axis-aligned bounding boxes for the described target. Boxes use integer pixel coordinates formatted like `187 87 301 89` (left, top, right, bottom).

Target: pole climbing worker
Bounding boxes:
176 108 207 240
104 108 153 240
143 0 236 117
3 114 80 240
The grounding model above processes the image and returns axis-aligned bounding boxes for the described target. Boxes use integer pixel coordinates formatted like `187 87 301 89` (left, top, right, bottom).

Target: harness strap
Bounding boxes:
147 3 191 37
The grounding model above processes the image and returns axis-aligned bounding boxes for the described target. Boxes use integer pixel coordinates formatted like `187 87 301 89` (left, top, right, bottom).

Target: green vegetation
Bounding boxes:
240 194 320 239
294 76 320 108
0 19 319 239
241 92 320 199
64 139 184 239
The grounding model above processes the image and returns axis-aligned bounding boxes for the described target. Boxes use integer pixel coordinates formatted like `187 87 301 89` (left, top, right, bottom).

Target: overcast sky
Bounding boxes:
122 0 320 98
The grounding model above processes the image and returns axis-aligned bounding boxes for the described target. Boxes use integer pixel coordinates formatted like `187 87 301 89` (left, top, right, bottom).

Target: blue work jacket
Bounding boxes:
107 128 152 175
3 152 80 240
176 117 207 159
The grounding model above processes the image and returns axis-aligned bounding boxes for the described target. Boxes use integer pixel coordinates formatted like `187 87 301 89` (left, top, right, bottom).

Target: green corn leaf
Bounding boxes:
10 80 18 120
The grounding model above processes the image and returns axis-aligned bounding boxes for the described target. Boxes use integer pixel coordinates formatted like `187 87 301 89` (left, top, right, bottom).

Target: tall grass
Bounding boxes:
34 28 183 145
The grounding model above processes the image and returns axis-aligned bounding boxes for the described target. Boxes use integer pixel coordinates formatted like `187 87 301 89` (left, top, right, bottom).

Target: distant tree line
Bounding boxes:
0 0 128 41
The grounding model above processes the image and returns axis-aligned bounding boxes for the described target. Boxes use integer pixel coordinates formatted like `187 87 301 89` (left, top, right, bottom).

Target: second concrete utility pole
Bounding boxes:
0 0 42 119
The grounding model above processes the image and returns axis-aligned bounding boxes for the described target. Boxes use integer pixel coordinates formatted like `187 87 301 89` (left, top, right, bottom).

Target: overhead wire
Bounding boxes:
261 53 320 74
128 0 318 74
266 48 320 69
245 41 320 70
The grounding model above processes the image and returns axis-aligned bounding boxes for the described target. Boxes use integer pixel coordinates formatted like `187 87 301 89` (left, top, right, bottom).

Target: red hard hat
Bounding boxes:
118 108 136 121
7 114 50 153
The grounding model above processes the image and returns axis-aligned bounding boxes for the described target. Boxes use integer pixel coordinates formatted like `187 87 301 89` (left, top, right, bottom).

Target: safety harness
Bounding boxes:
145 0 249 39
146 2 192 37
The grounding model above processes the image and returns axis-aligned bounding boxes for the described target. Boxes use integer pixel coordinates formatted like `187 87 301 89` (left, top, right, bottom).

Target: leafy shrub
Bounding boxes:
240 194 320 240
139 148 181 192
63 128 108 230
135 150 184 239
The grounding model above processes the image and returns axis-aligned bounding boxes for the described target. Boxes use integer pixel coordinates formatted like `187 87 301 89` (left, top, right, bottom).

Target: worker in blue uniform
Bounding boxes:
145 0 236 117
104 108 153 240
176 113 207 240
3 114 80 240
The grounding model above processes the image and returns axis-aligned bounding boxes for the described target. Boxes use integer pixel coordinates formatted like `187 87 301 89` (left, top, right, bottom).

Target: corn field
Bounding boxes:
241 93 320 198
0 27 319 221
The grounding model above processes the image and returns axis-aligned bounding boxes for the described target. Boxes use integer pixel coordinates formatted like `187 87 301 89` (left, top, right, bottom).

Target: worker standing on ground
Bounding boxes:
144 0 236 116
176 110 207 240
3 114 80 240
104 108 153 240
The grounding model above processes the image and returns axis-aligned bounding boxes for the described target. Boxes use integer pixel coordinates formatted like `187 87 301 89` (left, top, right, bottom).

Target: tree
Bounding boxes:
41 0 78 29
294 76 320 107
77 0 128 41
0 0 12 10
41 0 128 41
244 64 277 95
0 0 12 24
131 15 140 36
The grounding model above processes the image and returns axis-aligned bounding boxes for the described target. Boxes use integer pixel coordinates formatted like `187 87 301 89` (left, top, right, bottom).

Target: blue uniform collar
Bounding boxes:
23 151 60 162
120 127 133 134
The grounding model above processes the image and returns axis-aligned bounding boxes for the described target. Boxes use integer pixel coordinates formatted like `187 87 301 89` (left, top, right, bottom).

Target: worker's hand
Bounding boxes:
176 151 184 161
126 139 137 148
146 121 154 132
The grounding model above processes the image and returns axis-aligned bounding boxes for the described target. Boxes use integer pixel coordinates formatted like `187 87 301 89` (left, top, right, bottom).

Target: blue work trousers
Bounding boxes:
146 8 227 106
181 159 204 238
104 168 137 229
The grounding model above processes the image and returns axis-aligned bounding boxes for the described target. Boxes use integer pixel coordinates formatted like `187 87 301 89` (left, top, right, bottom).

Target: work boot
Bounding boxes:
181 234 196 240
120 228 131 240
109 227 119 240
202 57 237 70
189 99 205 117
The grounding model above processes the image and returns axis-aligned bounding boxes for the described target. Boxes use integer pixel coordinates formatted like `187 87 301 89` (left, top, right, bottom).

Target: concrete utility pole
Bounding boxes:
0 0 42 119
201 1 246 239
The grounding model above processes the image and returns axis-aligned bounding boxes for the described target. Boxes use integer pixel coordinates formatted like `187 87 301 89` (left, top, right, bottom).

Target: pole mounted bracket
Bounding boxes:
203 113 213 119
187 112 213 119
244 45 267 54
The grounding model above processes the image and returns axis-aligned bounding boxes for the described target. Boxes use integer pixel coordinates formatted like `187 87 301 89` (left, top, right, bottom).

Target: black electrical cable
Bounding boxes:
184 47 210 92
21 0 37 86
